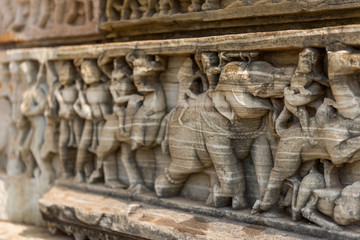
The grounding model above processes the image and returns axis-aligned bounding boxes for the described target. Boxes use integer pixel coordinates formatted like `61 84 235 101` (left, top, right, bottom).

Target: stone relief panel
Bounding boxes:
0 0 104 45
3 26 360 237
100 0 360 40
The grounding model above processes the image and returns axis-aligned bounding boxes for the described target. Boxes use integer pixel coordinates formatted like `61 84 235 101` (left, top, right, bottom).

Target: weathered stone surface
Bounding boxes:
0 0 105 47
100 1 360 40
40 186 320 240
2 2 360 240
0 220 71 240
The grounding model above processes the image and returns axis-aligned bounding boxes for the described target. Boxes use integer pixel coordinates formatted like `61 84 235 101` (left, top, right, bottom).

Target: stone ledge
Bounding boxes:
39 181 360 240
100 1 360 39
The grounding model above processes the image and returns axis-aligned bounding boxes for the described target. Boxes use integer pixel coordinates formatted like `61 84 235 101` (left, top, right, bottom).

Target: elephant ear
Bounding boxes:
210 91 235 123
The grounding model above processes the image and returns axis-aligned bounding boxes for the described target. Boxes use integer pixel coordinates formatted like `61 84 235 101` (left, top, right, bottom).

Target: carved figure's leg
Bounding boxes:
121 0 140 20
293 169 325 221
120 143 144 189
169 0 178 15
11 0 30 31
59 120 73 178
301 195 341 231
75 121 93 183
158 0 168 15
188 0 202 12
89 120 120 184
54 0 66 24
143 0 157 18
65 0 78 24
201 0 220 11
37 0 51 28
22 147 35 178
253 136 303 213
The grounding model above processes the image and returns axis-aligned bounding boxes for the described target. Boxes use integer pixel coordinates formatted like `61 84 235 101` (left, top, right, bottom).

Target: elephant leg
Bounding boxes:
251 135 273 198
204 167 232 207
207 136 247 209
253 138 303 213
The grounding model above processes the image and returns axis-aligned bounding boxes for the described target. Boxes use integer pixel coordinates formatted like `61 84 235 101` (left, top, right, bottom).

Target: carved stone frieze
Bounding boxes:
3 24 360 239
100 0 360 40
0 0 105 46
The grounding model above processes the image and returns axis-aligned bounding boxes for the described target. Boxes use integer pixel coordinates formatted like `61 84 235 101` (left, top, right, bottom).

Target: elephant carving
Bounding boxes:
155 56 295 209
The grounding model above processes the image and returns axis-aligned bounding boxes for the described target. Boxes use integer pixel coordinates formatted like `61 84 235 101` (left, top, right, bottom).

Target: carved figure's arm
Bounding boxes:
73 91 92 120
54 86 64 104
24 89 46 117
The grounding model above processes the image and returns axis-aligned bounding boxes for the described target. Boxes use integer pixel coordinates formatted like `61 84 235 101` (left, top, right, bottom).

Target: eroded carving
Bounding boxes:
4 42 360 235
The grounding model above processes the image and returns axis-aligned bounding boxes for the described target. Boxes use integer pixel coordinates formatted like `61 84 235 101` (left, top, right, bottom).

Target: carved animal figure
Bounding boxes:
252 45 360 215
88 58 144 188
155 58 294 209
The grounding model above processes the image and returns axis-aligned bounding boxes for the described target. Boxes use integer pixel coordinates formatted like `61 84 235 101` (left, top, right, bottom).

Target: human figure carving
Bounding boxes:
252 45 360 216
88 58 145 189
276 48 328 140
11 0 29 31
159 0 178 15
19 62 54 181
284 163 360 230
0 64 16 173
54 61 83 178
65 0 93 24
126 50 167 151
73 60 112 183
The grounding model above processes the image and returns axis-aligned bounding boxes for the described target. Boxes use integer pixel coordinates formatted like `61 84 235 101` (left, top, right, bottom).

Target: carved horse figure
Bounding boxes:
252 44 360 214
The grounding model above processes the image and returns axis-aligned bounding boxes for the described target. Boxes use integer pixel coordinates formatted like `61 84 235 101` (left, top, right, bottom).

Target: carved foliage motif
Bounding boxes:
3 43 360 233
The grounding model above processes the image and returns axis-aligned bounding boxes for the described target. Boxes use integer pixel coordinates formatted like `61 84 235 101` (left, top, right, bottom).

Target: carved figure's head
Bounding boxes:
112 58 132 82
59 61 77 85
80 60 102 85
334 181 360 225
201 52 219 72
126 50 156 77
111 58 136 95
20 61 38 85
297 48 321 74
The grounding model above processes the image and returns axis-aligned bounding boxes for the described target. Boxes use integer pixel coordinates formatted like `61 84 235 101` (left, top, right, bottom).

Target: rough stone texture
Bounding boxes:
0 0 105 47
0 220 71 240
40 186 319 240
1 1 360 240
0 173 51 226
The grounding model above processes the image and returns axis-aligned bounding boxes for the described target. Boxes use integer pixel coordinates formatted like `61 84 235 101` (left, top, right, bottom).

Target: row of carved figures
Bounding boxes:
0 0 95 32
1 44 360 231
106 0 281 21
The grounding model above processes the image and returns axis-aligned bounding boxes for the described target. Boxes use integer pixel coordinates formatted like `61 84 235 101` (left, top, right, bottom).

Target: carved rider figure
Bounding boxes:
126 50 167 150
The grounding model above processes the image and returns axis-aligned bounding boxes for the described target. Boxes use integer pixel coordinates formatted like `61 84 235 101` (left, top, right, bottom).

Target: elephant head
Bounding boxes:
211 61 275 122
